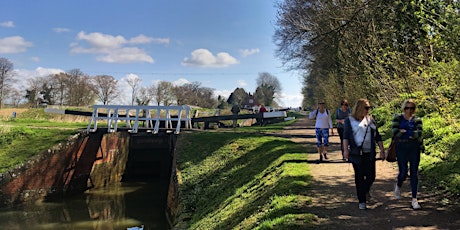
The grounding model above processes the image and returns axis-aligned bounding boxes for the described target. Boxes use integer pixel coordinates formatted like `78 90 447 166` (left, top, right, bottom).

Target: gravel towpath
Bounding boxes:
270 116 460 230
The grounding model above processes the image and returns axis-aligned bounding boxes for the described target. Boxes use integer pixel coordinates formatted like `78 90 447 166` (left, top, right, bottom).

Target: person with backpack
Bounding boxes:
336 99 352 160
392 99 423 210
309 100 334 162
343 98 385 210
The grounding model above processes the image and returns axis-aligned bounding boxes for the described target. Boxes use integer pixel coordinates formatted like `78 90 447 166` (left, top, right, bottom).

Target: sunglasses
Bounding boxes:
341 104 348 106
404 107 415 110
318 103 325 105
365 106 371 110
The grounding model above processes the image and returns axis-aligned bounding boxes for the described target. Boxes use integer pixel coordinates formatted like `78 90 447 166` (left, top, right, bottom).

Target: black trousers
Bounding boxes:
351 153 376 203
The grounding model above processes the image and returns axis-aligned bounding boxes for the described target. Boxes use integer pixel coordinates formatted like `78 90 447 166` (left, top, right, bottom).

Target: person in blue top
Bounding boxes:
335 99 352 160
392 99 423 210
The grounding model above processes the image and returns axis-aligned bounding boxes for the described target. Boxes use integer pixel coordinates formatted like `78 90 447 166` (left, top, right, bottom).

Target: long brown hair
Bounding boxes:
351 98 370 120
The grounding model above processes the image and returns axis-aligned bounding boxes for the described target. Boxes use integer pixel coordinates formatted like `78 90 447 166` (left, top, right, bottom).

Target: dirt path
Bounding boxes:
272 117 460 230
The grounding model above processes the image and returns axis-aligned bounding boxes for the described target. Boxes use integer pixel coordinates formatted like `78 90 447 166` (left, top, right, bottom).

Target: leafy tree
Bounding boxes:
227 88 248 106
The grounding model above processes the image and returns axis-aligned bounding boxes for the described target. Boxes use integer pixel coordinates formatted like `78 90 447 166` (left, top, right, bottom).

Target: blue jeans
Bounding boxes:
315 128 330 147
396 140 421 198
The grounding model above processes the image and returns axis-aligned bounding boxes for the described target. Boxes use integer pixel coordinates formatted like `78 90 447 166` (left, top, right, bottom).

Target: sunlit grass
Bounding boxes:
176 128 317 229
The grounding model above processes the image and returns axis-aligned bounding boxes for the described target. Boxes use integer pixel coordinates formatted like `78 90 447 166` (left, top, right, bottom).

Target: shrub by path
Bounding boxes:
269 117 460 230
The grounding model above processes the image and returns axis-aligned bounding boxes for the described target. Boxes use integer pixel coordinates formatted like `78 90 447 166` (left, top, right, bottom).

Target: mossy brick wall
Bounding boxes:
0 130 130 207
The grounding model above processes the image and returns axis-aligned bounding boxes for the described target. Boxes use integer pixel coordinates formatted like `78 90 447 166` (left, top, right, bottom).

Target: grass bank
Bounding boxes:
0 108 87 173
174 117 318 229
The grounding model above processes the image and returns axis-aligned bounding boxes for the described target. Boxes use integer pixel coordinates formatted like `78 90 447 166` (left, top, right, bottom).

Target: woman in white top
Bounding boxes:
309 100 334 162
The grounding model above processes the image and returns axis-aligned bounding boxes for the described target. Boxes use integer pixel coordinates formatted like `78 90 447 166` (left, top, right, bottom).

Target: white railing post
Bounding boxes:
87 105 191 134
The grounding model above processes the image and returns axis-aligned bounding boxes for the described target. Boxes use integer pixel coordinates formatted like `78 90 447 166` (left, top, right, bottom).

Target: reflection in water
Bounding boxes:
0 181 169 229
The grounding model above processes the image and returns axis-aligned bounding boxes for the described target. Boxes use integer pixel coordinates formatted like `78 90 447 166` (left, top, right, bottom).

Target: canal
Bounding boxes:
0 180 170 229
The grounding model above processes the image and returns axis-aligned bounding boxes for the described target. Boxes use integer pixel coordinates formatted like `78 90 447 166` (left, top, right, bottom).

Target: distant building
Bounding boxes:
241 93 260 109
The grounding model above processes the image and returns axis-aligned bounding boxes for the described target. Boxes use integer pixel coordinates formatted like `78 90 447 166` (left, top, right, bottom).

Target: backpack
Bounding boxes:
310 109 329 120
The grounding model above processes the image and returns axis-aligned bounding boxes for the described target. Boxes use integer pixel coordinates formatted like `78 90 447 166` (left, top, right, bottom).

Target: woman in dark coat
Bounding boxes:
343 98 385 210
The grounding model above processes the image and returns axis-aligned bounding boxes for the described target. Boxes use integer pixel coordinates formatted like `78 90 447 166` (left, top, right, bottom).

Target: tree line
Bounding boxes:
274 0 460 116
0 57 282 109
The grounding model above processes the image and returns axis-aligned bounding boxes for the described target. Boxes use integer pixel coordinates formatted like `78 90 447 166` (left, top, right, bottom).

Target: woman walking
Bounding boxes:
392 99 423 209
343 98 385 210
335 99 352 160
309 100 334 162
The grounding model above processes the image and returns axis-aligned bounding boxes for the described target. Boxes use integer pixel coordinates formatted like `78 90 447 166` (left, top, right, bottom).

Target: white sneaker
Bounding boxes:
359 203 366 210
394 183 401 199
412 200 421 210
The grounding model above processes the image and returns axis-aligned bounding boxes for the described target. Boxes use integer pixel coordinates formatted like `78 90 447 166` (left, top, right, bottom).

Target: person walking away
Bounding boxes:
258 104 268 125
392 99 423 210
231 104 240 128
309 100 334 162
343 98 385 210
336 99 352 160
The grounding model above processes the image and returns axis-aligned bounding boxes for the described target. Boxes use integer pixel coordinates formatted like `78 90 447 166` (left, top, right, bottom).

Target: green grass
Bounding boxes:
0 126 79 173
0 108 87 173
175 128 317 229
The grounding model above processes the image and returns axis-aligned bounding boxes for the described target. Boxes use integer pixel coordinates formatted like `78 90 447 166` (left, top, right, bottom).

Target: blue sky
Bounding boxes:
0 0 303 107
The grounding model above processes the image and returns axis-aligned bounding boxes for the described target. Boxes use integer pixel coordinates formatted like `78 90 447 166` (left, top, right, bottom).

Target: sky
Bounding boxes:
0 0 303 108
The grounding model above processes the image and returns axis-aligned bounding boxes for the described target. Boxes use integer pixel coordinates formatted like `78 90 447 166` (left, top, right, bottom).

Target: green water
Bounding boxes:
0 181 170 229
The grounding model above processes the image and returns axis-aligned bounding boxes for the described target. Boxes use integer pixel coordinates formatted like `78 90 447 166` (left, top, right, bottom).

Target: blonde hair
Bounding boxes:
401 99 416 110
351 98 370 120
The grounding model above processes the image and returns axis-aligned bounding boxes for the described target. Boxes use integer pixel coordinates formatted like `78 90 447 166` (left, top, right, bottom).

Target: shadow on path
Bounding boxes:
268 117 460 230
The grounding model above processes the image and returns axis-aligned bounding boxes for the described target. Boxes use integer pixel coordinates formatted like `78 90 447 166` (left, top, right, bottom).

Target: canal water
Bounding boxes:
0 180 170 229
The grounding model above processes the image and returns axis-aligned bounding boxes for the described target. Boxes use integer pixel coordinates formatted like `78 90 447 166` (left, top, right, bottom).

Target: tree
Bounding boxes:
92 75 119 105
136 86 154 105
274 0 460 109
154 81 174 106
0 58 15 109
50 72 68 106
254 72 281 106
227 88 248 106
126 75 142 106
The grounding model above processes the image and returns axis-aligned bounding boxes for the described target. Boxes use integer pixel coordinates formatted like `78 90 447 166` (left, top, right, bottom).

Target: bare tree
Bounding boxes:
155 81 174 106
0 58 15 109
92 75 119 105
254 72 282 106
126 75 142 106
136 86 154 105
50 72 68 106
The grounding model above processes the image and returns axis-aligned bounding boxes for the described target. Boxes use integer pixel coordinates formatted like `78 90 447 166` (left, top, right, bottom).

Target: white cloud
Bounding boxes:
30 57 40 62
53 27 71 33
239 48 260 57
182 48 239 68
213 89 231 99
237 80 247 87
279 92 303 108
70 31 163 64
172 78 190 86
0 21 14 28
0 36 33 54
12 67 64 90
129 34 169 45
96 47 154 63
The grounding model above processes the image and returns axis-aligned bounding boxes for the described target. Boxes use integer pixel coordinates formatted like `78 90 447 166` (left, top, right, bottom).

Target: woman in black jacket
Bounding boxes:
343 98 385 210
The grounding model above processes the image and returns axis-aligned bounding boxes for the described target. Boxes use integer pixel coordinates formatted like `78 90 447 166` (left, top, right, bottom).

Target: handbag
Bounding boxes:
386 137 397 162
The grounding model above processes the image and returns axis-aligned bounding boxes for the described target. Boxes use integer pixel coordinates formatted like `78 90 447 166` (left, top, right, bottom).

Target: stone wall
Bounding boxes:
0 130 130 207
